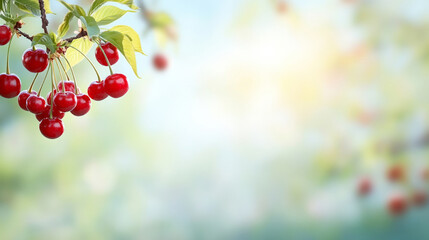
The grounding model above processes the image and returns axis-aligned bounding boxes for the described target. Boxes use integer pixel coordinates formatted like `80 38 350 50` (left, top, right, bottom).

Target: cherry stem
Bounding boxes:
61 55 78 95
96 40 114 75
50 63 54 119
68 45 102 82
57 58 70 81
28 73 39 92
6 34 14 75
37 61 51 97
52 60 59 92
54 59 63 87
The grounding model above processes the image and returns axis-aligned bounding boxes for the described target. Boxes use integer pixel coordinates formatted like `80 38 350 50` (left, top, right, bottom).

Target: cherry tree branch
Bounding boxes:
38 0 49 34
64 30 88 43
16 29 33 41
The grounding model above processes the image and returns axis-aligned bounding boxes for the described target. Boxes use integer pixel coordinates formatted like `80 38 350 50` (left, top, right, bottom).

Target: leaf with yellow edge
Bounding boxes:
92 6 134 25
100 30 140 78
15 0 52 15
109 25 144 54
64 37 94 70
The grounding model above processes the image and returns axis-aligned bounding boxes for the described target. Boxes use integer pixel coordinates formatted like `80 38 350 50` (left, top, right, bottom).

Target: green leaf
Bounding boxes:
32 33 57 52
109 25 144 54
0 0 10 13
100 30 140 78
57 11 74 38
57 1 85 17
92 5 134 25
57 1 99 37
78 15 100 37
15 0 52 15
0 14 14 23
148 12 174 28
64 37 94 69
88 0 138 15
57 0 73 12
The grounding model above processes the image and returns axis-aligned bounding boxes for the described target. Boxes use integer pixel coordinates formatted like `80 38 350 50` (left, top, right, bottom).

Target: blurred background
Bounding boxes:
1 0 429 239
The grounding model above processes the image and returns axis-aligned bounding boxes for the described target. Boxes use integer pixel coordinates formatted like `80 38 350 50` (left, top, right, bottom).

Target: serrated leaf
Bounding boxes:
79 15 100 37
92 5 134 25
100 30 140 78
64 37 94 69
109 25 144 54
32 33 56 52
15 0 52 15
57 11 73 38
88 0 138 15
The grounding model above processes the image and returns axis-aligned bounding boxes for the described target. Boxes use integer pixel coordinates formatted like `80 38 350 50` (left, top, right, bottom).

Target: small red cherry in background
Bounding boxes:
387 165 404 182
46 90 57 105
0 74 21 98
71 94 91 116
103 74 128 98
54 92 77 112
36 105 65 122
26 95 46 114
276 1 288 14
412 190 427 207
0 25 12 45
357 177 372 196
57 81 77 93
88 81 108 101
387 194 407 216
421 168 429 181
39 118 64 139
95 43 119 66
153 54 168 71
22 48 49 73
18 90 37 110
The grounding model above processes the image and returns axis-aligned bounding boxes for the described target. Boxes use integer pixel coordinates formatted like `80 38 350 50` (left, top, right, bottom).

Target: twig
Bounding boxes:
64 30 88 43
16 29 33 41
38 0 49 34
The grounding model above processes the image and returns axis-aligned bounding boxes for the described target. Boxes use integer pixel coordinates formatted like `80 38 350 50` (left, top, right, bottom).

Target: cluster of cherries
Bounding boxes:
0 25 129 139
357 165 428 216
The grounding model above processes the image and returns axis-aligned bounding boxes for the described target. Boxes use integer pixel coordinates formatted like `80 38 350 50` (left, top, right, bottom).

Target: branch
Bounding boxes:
64 30 88 43
16 29 33 41
38 0 49 34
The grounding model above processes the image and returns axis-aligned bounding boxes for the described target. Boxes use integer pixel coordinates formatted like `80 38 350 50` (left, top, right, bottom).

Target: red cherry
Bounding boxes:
22 48 49 73
95 42 119 66
46 90 57 105
0 25 12 45
412 190 427 207
357 177 371 196
39 118 64 139
387 194 407 216
18 90 37 110
26 95 46 114
0 73 21 98
57 81 77 93
387 165 405 182
103 74 129 98
71 94 91 116
35 105 65 122
88 81 108 101
153 54 168 70
53 92 77 112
